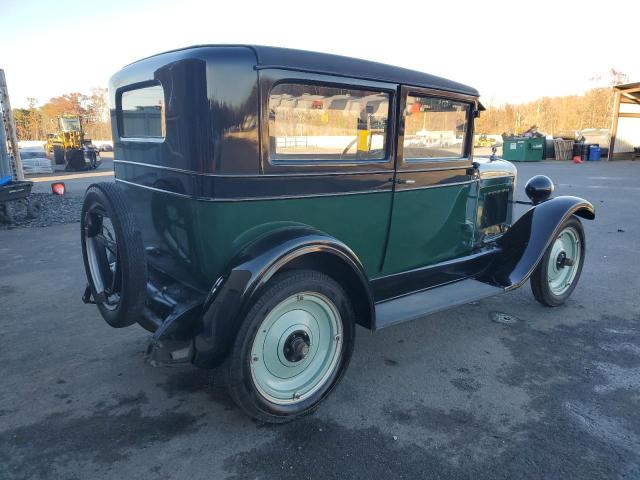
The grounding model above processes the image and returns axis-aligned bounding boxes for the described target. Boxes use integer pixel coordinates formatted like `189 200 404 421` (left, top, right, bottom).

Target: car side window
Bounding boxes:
119 84 165 139
268 83 390 162
403 95 469 160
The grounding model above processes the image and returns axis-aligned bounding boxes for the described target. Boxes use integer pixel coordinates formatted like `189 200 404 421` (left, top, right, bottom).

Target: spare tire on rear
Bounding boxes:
81 182 147 328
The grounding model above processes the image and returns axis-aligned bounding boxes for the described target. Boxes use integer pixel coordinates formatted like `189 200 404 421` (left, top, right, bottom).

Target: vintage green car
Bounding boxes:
81 45 594 423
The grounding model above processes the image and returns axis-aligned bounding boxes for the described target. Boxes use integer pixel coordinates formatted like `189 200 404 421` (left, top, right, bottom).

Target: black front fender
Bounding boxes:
480 196 595 290
193 226 373 368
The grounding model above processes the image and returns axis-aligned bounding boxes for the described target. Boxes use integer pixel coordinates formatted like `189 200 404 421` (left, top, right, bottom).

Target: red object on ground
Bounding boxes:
572 156 583 164
51 182 65 195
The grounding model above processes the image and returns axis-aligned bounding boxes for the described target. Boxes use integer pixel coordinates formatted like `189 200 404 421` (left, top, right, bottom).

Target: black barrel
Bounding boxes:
580 143 590 162
572 142 582 158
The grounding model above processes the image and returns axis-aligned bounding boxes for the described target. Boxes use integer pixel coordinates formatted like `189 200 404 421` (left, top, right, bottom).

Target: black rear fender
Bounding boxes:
193 227 373 368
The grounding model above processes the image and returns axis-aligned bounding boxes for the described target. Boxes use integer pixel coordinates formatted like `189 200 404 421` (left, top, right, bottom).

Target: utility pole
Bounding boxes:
0 69 25 181
0 101 10 182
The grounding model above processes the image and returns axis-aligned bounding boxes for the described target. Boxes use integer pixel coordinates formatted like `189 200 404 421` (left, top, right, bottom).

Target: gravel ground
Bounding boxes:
0 193 83 230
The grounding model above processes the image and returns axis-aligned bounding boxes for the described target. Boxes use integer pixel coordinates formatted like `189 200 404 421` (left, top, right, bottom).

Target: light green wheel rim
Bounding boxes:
250 292 343 405
547 226 581 296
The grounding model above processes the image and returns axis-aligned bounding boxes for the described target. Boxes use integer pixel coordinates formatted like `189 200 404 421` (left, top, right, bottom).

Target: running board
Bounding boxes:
374 279 504 330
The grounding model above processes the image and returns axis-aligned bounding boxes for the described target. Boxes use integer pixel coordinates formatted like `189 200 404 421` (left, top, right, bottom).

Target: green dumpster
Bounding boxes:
502 137 544 162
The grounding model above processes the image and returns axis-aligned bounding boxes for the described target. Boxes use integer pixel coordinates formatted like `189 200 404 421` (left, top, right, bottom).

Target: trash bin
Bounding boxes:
544 138 556 159
572 142 583 158
588 144 601 161
502 137 545 162
572 142 588 161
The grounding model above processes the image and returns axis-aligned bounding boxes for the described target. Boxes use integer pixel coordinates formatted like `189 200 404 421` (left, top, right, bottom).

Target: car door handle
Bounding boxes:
390 178 416 185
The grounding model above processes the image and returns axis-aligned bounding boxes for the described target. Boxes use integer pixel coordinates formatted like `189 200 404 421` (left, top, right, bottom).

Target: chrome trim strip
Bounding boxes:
114 160 194 175
395 180 475 191
269 157 391 168
399 165 470 173
114 159 478 177
404 157 469 165
114 178 193 199
206 189 389 202
115 178 390 202
120 137 165 143
113 159 393 177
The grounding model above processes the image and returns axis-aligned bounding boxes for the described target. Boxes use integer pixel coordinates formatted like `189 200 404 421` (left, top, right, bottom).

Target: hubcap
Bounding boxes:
250 292 343 405
85 207 121 310
283 331 311 362
547 226 581 296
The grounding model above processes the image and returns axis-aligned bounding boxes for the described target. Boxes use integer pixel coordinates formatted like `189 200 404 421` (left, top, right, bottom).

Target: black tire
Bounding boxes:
0 202 15 224
52 145 65 165
88 150 97 170
531 216 585 307
26 199 43 219
65 149 84 171
81 182 147 328
225 270 355 423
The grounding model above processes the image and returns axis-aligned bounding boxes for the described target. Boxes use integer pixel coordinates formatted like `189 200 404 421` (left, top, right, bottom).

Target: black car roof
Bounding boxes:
126 45 479 97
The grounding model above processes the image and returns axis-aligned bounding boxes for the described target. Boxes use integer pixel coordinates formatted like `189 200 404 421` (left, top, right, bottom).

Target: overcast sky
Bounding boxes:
2 0 638 109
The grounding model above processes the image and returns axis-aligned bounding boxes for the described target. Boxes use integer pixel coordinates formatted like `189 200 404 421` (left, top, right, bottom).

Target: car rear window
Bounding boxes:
403 96 469 160
119 84 165 139
268 83 390 162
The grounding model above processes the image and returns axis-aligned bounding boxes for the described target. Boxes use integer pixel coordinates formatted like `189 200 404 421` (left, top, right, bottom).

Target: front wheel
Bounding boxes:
530 216 585 307
225 270 355 423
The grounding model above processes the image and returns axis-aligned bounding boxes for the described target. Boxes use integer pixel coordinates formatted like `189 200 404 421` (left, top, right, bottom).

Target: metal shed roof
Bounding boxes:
614 82 640 105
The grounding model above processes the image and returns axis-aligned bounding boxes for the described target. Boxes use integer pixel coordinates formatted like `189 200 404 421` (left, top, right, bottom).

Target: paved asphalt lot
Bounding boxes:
1 160 639 479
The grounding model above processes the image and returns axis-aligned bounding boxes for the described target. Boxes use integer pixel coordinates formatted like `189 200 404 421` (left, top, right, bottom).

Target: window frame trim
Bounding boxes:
116 80 167 142
259 69 397 174
397 86 478 170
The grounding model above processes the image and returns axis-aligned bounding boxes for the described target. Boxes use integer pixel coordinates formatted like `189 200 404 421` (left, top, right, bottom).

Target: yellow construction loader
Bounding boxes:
45 115 100 171
475 134 494 148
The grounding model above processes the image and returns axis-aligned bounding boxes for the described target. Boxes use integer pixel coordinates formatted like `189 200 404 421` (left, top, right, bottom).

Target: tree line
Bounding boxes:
476 69 628 137
475 87 615 137
13 88 111 142
12 70 628 141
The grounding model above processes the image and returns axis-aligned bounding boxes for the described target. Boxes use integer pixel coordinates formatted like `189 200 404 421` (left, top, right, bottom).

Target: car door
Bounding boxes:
381 86 479 276
257 70 398 277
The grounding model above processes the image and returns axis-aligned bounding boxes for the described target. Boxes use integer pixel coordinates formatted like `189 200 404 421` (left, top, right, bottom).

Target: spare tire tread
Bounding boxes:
81 182 147 328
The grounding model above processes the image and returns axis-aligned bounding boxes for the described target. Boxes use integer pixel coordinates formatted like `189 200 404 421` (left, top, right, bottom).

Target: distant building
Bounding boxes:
609 82 640 160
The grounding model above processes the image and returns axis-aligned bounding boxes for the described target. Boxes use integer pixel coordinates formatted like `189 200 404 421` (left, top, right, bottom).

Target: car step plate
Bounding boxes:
374 279 504 330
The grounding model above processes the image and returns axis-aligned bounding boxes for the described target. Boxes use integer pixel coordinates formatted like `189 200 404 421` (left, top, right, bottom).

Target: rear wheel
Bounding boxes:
531 216 585 307
226 270 355 423
81 183 147 327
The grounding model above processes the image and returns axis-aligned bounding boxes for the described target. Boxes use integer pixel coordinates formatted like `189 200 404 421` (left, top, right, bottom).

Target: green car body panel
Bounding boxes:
192 192 394 281
144 172 516 287
382 182 477 275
